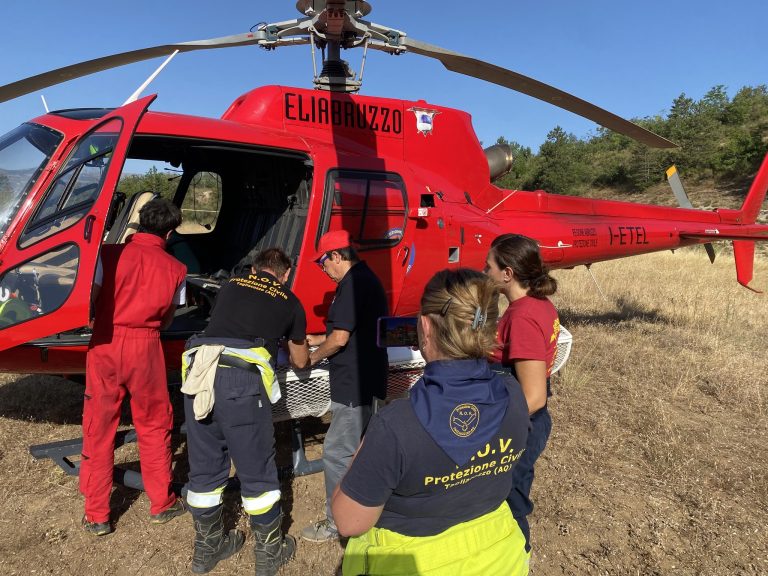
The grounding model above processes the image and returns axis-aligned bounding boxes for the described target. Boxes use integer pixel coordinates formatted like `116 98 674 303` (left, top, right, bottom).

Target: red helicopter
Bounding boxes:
0 1 766 477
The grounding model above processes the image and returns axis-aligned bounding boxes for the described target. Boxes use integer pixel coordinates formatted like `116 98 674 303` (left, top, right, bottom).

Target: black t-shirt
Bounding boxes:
326 261 388 406
340 380 529 537
204 271 307 359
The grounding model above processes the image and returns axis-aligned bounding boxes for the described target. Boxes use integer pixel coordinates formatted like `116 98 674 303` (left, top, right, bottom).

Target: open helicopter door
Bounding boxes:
0 96 155 352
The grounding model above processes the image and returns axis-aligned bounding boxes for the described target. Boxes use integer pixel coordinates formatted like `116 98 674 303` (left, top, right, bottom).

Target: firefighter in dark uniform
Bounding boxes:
300 229 389 542
181 248 309 575
82 198 187 535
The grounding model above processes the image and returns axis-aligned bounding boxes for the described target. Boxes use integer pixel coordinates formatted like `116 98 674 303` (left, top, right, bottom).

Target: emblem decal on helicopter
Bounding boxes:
406 243 416 275
284 93 402 135
384 227 404 240
408 107 440 136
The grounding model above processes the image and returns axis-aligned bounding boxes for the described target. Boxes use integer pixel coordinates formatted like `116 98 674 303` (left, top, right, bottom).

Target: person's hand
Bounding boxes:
306 333 324 347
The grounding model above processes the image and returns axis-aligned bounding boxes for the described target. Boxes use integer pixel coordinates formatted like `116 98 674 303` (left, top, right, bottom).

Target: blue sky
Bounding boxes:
0 1 765 151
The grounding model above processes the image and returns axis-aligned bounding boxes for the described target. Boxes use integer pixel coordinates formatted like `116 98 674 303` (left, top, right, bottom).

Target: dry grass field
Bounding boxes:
0 248 766 575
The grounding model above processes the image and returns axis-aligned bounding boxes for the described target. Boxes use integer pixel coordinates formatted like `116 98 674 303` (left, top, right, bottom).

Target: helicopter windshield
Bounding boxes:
0 123 63 240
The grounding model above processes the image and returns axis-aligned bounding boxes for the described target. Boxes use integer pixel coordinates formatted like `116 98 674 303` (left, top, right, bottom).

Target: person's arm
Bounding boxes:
331 437 385 536
514 359 548 414
331 416 401 537
287 339 310 369
91 284 102 309
160 279 185 331
309 329 350 365
332 484 384 537
160 304 177 330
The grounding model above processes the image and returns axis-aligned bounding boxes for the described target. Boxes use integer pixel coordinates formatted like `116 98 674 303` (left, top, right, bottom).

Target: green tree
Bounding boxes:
530 127 591 194
492 137 536 190
118 166 178 199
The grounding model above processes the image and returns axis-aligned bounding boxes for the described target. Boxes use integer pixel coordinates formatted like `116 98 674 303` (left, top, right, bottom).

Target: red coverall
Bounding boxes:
81 233 186 523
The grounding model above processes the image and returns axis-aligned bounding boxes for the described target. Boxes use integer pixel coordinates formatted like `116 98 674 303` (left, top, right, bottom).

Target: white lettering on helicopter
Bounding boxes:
284 93 403 135
0 287 9 302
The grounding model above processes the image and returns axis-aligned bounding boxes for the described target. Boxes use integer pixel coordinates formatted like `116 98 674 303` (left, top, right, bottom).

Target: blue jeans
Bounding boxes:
323 401 373 525
506 406 552 552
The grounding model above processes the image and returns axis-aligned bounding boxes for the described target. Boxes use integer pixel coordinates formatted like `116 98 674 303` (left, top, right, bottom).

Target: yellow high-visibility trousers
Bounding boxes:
342 501 528 576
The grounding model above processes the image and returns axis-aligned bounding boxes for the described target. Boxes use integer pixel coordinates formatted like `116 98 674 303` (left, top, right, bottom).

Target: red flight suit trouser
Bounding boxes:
80 326 174 523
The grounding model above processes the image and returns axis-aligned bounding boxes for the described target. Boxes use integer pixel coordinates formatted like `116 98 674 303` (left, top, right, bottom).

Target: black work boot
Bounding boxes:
251 513 296 576
191 505 245 574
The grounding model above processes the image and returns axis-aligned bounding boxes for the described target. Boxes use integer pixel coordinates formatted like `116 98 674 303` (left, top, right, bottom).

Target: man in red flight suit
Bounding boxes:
81 198 188 535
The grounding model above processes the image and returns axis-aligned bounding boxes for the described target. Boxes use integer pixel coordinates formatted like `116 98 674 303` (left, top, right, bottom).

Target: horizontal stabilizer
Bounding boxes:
733 240 761 292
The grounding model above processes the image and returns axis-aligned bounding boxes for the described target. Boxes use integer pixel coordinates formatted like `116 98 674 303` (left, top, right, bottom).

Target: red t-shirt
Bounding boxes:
492 295 560 376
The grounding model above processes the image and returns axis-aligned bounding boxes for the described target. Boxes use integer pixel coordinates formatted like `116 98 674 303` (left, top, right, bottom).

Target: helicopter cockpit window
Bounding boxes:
178 171 222 234
0 243 79 330
19 119 122 249
0 123 63 241
324 170 407 248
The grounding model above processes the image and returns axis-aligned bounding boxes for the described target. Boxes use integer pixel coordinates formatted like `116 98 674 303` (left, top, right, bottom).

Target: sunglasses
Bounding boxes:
317 253 329 268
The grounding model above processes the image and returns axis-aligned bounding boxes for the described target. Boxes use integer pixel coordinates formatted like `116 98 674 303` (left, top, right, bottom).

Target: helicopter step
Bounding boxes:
28 419 324 494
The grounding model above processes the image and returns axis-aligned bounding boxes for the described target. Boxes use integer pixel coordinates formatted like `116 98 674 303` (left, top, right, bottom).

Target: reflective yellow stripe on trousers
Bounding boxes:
186 485 226 509
242 490 281 515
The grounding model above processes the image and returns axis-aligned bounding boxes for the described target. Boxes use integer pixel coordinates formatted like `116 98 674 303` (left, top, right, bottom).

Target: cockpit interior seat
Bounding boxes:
104 190 157 244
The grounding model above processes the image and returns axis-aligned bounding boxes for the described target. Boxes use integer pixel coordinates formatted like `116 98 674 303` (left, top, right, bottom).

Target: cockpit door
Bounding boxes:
0 96 155 351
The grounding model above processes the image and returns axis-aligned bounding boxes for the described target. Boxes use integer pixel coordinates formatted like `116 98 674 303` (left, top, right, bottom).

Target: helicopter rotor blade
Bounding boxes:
374 37 676 149
666 165 716 263
0 30 308 105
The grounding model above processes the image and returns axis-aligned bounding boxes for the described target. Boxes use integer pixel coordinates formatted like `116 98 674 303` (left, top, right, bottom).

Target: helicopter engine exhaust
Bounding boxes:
484 144 514 181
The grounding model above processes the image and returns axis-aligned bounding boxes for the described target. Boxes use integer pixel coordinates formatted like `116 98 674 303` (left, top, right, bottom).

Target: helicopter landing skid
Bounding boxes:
28 429 154 491
28 419 323 494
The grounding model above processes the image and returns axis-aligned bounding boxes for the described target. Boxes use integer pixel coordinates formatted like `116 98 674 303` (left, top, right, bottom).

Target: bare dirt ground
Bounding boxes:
0 249 766 576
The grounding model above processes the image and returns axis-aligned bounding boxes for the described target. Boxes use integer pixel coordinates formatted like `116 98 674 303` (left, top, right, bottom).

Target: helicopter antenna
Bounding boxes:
40 95 49 113
486 191 518 215
585 264 610 303
122 50 180 105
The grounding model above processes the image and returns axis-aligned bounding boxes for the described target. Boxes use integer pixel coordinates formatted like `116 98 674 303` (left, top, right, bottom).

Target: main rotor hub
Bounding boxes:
296 0 372 19
294 0 377 92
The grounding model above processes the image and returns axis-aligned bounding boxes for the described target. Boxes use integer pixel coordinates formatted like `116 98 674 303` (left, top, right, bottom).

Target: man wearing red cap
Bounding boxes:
301 229 389 542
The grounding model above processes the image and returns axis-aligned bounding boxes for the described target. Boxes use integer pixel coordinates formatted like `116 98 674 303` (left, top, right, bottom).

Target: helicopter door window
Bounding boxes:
0 123 63 240
0 243 79 329
178 171 221 234
18 119 122 249
324 170 407 248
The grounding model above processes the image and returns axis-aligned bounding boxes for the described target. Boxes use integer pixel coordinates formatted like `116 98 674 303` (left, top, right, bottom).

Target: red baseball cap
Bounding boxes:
313 229 353 261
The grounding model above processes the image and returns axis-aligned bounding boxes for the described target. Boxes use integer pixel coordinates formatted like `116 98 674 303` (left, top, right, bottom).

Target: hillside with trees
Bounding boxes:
493 84 768 213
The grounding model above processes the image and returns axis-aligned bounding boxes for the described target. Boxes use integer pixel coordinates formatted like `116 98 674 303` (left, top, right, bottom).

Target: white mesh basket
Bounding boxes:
271 348 424 422
271 327 573 422
552 325 572 375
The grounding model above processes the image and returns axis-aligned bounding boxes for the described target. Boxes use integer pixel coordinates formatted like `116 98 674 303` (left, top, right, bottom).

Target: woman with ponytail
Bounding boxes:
332 269 531 575
485 233 560 558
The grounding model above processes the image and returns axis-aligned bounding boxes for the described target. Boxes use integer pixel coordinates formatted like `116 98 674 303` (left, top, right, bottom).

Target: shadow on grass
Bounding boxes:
0 374 85 424
559 296 671 327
